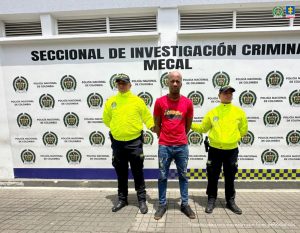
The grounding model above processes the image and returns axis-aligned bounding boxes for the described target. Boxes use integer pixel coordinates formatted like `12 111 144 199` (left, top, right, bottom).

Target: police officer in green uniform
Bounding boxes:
192 85 248 214
103 74 155 214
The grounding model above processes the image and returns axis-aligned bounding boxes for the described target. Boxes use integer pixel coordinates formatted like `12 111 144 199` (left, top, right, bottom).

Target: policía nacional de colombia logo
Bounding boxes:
21 149 36 164
13 76 28 93
212 71 230 89
39 94 55 109
89 131 105 146
111 101 117 109
187 91 204 107
160 72 169 89
266 71 284 88
143 131 154 146
66 149 82 164
263 110 281 127
239 131 254 146
187 131 203 146
87 93 103 109
289 90 300 107
286 130 300 146
17 113 32 128
109 74 120 90
272 6 284 18
63 112 79 128
61 75 77 91
42 131 58 147
239 90 257 107
138 92 153 107
261 149 279 165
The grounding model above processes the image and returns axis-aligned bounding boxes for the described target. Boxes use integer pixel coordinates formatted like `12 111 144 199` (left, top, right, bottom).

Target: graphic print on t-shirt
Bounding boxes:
164 109 183 120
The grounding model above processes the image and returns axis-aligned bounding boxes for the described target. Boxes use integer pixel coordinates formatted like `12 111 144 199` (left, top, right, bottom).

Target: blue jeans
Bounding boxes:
158 144 189 206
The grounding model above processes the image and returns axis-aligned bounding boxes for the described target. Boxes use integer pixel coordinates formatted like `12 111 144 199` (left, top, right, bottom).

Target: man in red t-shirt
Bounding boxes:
153 71 196 220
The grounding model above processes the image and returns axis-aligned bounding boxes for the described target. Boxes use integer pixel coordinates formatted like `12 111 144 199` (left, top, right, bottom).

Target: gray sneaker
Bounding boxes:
154 205 167 220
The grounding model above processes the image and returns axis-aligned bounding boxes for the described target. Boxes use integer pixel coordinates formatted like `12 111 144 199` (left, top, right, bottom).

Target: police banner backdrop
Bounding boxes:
1 35 299 179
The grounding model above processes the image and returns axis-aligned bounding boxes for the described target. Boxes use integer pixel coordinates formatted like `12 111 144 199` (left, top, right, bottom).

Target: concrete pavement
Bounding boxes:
0 186 299 233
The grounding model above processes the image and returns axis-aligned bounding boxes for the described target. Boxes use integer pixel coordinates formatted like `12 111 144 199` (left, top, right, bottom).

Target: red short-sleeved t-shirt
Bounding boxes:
154 95 193 146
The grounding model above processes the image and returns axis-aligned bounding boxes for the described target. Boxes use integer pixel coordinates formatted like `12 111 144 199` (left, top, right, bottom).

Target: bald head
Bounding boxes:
168 71 182 95
168 71 182 81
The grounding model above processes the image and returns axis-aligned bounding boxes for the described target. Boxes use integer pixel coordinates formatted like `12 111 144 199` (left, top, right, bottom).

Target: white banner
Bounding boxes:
1 35 299 179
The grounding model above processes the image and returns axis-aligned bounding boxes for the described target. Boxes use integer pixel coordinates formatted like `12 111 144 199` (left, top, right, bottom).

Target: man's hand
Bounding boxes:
151 126 160 138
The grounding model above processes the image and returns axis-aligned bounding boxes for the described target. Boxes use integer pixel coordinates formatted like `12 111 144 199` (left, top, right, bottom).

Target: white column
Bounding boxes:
233 10 237 29
157 7 178 46
40 14 57 36
0 21 5 37
0 47 14 179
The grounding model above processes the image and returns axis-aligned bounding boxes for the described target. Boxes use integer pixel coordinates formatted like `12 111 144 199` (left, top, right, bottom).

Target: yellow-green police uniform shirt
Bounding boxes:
103 90 154 141
192 103 248 150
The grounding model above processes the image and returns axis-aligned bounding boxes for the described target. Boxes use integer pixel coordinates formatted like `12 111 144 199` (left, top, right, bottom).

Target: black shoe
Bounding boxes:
154 205 167 220
112 200 128 212
139 201 148 214
226 201 242 215
205 198 216 214
181 204 196 219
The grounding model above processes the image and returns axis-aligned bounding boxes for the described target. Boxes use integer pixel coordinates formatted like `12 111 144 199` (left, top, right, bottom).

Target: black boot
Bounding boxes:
139 201 148 214
205 198 216 214
112 200 128 212
137 188 147 214
226 200 242 215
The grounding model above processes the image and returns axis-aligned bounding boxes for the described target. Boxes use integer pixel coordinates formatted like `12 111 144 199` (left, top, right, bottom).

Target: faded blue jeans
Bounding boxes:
158 144 189 206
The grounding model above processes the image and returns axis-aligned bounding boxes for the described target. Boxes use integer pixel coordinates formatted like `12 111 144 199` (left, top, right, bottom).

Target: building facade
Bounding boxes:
0 0 299 180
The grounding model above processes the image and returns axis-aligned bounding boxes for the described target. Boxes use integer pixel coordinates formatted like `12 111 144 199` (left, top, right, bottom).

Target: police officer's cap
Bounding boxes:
115 74 130 83
219 85 235 93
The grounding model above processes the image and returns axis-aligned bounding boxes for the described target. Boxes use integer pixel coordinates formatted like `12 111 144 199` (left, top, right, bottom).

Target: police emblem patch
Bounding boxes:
160 72 169 89
187 131 203 146
263 110 281 127
212 71 230 89
17 113 32 128
39 94 55 109
261 149 279 165
61 75 77 91
13 76 28 93
239 90 256 107
21 149 36 164
289 90 300 107
66 149 82 164
266 71 284 88
138 92 153 107
89 131 105 146
272 6 284 18
286 130 300 146
111 102 117 109
239 131 254 146
213 116 219 122
109 74 119 90
143 131 154 146
63 112 79 128
43 131 58 147
87 93 103 109
187 91 204 107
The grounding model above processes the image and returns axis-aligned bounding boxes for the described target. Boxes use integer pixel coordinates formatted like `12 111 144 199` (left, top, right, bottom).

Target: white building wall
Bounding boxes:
0 47 13 179
0 0 299 180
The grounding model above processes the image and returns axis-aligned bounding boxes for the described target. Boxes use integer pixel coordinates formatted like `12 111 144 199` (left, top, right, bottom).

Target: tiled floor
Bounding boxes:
0 187 299 232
